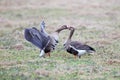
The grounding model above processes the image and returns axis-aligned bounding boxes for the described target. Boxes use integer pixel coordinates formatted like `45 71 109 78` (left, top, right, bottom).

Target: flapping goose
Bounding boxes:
64 27 95 58
24 21 68 57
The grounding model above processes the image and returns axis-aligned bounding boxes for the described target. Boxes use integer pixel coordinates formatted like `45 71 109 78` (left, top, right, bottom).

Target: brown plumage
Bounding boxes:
42 25 68 57
25 21 68 58
64 27 95 58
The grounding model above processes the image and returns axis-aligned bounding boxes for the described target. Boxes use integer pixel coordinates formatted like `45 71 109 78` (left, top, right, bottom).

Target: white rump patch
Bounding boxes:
39 50 45 57
77 50 87 56
69 45 87 56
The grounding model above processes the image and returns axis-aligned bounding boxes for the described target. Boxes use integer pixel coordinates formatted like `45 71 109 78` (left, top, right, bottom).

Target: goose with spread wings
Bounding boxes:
24 21 68 57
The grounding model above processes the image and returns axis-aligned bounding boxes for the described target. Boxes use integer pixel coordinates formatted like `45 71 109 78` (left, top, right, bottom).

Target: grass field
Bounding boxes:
0 0 120 80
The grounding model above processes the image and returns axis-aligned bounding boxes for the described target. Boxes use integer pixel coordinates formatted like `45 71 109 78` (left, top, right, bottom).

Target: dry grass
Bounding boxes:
0 0 120 80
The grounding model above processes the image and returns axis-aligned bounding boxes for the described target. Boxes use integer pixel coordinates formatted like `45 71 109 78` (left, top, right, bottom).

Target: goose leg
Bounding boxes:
78 56 81 58
74 55 77 59
47 52 50 57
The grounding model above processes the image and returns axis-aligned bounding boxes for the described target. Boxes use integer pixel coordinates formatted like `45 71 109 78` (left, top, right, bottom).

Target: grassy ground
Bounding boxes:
0 0 120 80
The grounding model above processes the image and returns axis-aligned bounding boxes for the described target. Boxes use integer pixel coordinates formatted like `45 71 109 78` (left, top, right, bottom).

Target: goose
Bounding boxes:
64 27 95 58
24 21 68 57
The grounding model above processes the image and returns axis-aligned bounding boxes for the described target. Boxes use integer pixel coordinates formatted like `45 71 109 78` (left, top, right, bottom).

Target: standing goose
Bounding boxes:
64 27 95 58
24 21 68 57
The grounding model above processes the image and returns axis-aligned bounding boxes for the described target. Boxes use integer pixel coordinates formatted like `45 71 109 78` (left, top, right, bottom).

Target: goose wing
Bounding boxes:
24 27 50 49
69 41 95 51
40 21 49 37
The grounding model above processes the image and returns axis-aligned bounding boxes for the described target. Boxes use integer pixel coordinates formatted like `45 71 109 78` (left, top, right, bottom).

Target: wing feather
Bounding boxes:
70 41 95 51
24 27 50 49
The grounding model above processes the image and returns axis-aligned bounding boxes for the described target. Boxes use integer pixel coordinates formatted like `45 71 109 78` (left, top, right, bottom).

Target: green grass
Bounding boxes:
0 47 120 80
0 8 70 21
0 0 120 80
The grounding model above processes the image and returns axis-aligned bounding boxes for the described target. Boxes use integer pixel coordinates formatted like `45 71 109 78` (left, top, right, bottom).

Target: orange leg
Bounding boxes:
74 55 77 59
47 52 51 57
45 53 47 57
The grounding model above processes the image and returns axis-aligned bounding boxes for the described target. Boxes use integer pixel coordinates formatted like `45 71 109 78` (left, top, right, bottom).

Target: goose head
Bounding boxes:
55 25 68 33
63 26 75 49
52 25 68 43
68 26 75 31
67 26 75 40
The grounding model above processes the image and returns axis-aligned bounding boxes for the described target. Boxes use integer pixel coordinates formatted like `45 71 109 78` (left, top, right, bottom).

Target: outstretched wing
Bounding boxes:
24 27 50 49
40 21 49 37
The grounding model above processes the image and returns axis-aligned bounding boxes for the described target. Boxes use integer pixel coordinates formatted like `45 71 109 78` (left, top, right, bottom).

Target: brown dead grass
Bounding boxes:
35 69 50 77
0 61 17 66
107 59 120 65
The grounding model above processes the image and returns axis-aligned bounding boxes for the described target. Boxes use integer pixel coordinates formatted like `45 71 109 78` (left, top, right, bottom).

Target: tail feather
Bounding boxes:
89 46 95 52
87 46 95 54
